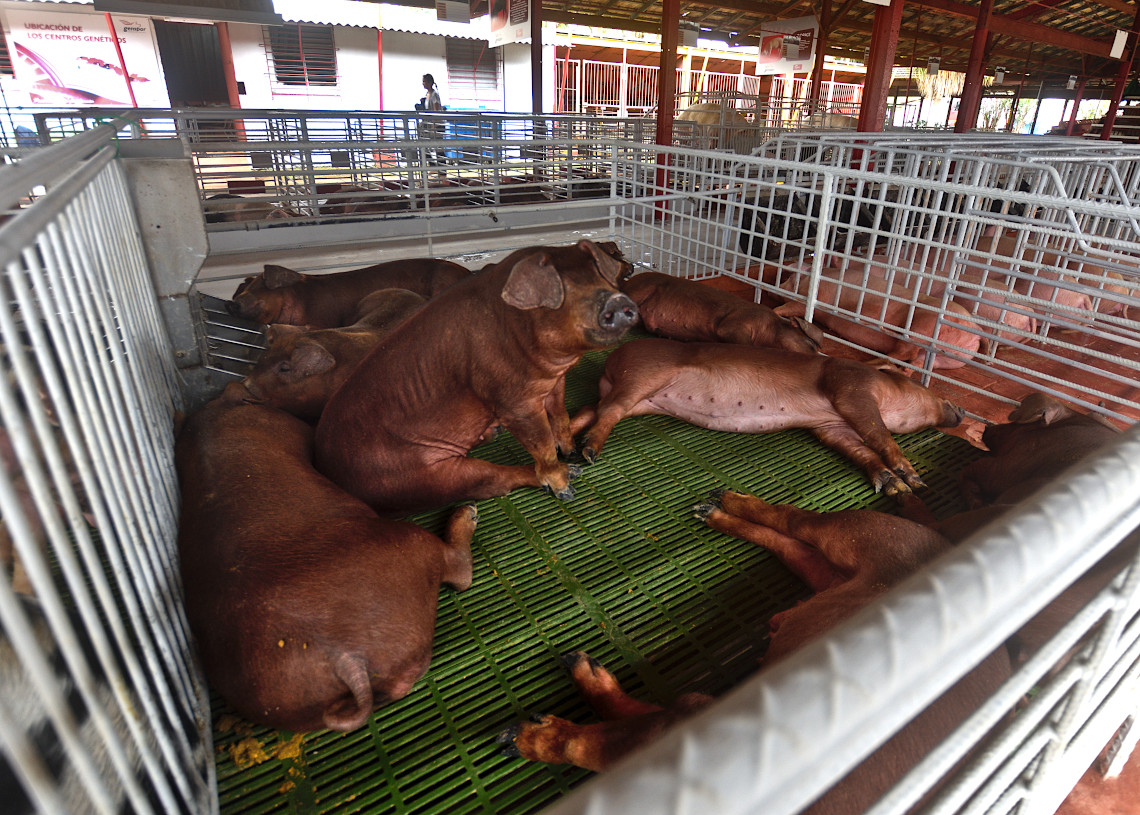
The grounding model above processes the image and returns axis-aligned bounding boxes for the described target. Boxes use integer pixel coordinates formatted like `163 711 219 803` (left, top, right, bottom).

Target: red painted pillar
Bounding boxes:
377 29 384 110
1064 76 1087 136
955 0 994 133
857 0 903 132
807 0 831 115
1100 6 1140 140
655 0 680 220
216 23 242 109
655 0 680 149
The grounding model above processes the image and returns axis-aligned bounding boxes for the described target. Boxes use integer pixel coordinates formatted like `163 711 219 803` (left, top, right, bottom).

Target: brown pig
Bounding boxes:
315 239 639 515
775 263 982 369
957 391 1121 510
894 392 1128 668
177 398 476 733
620 271 823 354
569 338 964 496
498 493 1009 815
225 257 471 328
222 288 427 422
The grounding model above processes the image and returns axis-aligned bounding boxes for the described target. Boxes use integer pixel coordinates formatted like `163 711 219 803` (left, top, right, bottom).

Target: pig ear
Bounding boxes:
502 253 564 310
579 239 626 285
263 264 304 290
265 323 305 344
231 276 255 298
1008 392 1069 425
291 342 336 376
788 316 824 351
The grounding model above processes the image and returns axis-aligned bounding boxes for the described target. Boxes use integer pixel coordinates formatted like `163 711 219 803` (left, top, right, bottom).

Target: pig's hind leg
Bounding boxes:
496 652 710 772
694 491 848 592
440 503 478 591
811 422 918 496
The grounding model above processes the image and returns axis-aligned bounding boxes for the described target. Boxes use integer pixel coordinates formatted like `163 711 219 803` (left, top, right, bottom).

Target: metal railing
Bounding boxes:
0 124 212 813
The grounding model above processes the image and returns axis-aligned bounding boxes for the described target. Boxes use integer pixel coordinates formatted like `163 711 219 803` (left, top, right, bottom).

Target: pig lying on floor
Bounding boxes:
315 239 639 515
177 398 476 732
225 257 471 328
223 288 427 422
498 493 1009 815
620 271 822 354
774 261 982 369
570 338 964 497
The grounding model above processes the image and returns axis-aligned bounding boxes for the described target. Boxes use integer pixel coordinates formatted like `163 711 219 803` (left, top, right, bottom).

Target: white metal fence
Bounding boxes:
0 125 213 813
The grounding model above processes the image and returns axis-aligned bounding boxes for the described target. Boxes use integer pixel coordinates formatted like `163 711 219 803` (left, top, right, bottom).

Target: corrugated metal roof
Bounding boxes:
378 4 490 39
273 0 493 38
273 0 379 27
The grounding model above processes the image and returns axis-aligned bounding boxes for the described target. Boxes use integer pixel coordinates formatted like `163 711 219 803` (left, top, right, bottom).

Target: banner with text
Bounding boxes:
489 0 530 48
3 9 169 107
755 15 818 76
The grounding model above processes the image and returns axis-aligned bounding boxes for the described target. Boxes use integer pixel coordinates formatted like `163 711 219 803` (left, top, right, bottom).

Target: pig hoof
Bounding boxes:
581 445 598 465
495 723 522 758
881 476 913 497
560 650 589 670
707 488 727 502
692 502 718 520
546 482 576 501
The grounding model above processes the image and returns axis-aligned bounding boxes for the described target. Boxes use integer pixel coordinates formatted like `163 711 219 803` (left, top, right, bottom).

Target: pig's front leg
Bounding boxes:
823 390 926 493
502 406 579 500
544 374 576 458
811 421 918 496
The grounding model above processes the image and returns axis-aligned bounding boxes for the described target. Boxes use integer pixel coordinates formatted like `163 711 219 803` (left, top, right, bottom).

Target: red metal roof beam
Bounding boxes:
909 0 1119 58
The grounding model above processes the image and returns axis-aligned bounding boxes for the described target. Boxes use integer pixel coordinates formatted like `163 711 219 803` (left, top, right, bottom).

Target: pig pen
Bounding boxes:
1 118 1139 815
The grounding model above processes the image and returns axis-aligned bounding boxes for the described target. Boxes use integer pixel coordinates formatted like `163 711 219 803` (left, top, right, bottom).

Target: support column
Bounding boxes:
807 0 831 115
530 0 543 113
376 29 384 110
655 0 680 147
1100 6 1140 140
1064 76 1087 135
955 0 994 133
857 0 903 132
655 0 680 218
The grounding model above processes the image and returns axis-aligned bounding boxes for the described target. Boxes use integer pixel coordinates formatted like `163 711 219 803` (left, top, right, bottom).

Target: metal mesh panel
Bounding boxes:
0 127 213 813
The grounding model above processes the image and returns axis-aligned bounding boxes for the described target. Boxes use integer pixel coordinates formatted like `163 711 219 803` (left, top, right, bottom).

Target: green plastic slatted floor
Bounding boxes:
211 342 986 814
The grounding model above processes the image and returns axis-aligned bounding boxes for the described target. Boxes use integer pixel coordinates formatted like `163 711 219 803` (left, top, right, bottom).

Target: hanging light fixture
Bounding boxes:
994 66 1006 84
782 35 801 60
1067 75 1077 90
927 57 940 76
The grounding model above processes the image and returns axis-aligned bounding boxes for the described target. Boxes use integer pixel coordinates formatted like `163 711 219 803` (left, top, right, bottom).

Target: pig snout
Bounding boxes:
599 292 639 333
221 380 261 405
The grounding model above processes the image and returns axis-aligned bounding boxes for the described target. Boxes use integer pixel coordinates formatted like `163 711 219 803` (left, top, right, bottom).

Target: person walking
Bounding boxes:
420 74 443 112
417 73 445 167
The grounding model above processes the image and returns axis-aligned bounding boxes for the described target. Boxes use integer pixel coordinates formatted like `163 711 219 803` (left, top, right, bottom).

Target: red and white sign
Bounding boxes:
756 15 818 76
3 9 169 107
489 0 530 48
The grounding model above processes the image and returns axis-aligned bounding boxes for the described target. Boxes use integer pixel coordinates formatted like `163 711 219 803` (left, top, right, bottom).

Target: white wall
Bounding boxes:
0 2 560 116
228 22 383 111
380 31 447 111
